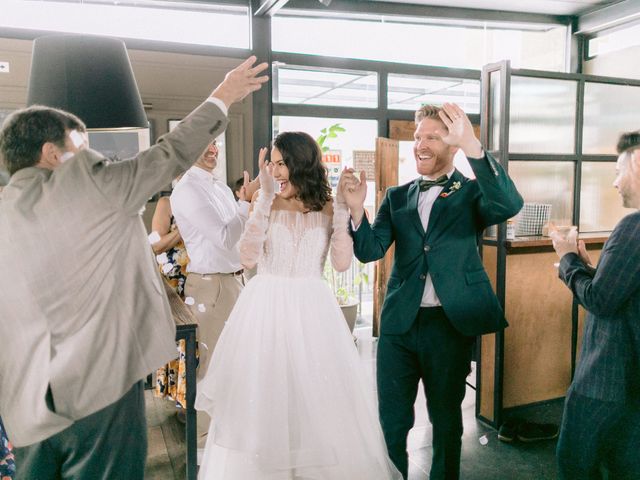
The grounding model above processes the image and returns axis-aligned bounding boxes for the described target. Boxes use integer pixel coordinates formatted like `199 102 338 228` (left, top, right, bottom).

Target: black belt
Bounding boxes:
195 270 244 277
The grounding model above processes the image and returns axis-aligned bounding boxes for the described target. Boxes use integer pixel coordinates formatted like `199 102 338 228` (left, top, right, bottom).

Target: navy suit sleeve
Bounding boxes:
469 152 524 228
351 189 394 263
559 213 640 317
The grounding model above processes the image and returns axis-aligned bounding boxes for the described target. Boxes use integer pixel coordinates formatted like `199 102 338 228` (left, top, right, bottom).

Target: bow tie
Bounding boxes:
418 175 448 192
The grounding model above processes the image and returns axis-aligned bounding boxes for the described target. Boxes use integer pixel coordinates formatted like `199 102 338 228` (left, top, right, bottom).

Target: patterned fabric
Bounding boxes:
159 216 189 298
155 339 188 409
155 216 190 408
0 417 15 480
418 175 448 192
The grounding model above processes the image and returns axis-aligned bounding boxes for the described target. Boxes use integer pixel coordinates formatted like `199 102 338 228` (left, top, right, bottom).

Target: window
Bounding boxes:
273 64 378 108
1 0 250 49
388 74 479 113
273 13 569 72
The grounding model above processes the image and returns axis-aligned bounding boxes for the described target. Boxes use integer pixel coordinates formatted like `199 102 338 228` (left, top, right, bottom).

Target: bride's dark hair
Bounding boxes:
273 131 332 212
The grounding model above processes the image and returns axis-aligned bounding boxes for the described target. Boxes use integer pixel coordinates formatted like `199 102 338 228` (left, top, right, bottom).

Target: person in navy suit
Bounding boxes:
550 131 640 479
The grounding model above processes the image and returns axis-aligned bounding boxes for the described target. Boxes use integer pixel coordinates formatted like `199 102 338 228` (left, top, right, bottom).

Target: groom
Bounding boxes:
341 103 523 479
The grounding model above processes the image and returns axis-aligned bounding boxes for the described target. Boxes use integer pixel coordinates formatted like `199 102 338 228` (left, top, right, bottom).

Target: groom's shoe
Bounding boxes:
517 422 559 442
497 418 521 443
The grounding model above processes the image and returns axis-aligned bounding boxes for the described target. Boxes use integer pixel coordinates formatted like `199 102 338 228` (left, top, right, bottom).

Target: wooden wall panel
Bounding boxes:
480 246 498 421
373 137 399 336
503 252 574 407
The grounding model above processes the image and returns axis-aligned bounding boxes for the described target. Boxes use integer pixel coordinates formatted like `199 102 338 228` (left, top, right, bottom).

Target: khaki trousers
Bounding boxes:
184 272 244 379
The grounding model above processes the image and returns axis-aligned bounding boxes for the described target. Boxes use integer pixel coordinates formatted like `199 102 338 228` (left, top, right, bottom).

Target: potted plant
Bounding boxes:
323 260 359 332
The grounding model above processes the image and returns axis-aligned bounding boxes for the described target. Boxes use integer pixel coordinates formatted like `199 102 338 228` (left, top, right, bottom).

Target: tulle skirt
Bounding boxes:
195 274 401 479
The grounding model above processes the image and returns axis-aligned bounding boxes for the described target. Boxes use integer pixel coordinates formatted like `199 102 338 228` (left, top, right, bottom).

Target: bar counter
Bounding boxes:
478 233 608 424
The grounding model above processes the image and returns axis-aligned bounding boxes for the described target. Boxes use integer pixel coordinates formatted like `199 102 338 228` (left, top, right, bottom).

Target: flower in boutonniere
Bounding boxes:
440 181 462 198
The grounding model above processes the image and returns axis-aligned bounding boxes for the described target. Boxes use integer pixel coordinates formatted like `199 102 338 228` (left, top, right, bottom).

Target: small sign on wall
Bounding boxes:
353 150 376 181
322 150 342 188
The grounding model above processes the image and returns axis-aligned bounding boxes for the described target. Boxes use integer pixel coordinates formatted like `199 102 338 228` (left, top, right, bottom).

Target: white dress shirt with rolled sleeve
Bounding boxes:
171 166 249 274
417 168 454 307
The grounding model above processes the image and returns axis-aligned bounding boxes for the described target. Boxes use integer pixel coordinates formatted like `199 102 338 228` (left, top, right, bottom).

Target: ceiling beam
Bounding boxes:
577 0 640 34
252 0 291 16
283 0 572 25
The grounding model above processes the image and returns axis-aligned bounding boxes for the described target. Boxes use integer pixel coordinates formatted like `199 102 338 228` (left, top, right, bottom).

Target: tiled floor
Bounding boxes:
145 326 562 479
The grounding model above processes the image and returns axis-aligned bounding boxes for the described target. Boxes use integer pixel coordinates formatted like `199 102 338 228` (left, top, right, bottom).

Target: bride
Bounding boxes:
195 131 401 479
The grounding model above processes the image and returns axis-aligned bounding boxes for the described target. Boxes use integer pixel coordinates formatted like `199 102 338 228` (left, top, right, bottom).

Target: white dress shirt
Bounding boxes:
171 166 249 274
418 168 454 307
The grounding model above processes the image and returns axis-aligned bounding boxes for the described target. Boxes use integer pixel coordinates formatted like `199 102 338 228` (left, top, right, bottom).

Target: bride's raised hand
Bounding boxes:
257 147 276 195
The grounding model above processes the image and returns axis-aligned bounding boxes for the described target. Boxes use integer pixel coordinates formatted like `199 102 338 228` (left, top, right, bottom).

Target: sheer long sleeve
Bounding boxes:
239 190 275 269
330 201 354 272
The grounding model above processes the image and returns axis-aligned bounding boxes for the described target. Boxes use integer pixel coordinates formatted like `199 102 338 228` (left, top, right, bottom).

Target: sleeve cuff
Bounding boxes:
466 150 486 161
205 97 228 117
237 200 250 218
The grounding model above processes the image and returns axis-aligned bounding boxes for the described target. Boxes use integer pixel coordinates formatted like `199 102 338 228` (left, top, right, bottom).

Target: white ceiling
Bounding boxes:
371 0 621 16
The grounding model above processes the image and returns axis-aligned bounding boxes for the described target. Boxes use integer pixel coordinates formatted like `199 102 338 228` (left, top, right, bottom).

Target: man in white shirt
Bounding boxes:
171 140 257 378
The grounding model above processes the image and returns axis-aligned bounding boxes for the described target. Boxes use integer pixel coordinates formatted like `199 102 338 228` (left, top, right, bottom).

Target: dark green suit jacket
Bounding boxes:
353 152 523 337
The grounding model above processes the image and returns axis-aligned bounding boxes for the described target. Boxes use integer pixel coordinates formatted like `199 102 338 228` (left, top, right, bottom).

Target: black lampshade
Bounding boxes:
27 34 147 129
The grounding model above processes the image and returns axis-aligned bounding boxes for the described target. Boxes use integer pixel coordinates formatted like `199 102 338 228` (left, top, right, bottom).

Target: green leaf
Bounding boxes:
333 125 346 132
320 128 327 134
317 134 327 146
328 132 337 138
322 146 329 152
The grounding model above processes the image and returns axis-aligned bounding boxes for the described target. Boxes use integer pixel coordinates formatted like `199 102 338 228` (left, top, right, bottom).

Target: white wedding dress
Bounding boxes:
195 189 401 479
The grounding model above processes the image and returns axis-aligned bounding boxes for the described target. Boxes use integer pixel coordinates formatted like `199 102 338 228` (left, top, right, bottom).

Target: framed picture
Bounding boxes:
168 118 227 181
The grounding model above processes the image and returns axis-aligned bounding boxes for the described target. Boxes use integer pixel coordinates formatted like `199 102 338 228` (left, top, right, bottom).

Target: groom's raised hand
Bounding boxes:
338 167 367 227
436 102 483 158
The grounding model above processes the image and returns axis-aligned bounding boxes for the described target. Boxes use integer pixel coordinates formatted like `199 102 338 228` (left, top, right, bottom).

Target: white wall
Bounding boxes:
583 44 640 80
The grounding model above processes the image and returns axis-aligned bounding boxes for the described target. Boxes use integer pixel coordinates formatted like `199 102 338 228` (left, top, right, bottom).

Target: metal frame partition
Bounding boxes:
478 59 640 427
269 51 482 154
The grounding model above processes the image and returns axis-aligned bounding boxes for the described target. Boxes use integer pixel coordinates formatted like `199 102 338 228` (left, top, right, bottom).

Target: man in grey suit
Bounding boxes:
551 131 640 479
0 56 267 479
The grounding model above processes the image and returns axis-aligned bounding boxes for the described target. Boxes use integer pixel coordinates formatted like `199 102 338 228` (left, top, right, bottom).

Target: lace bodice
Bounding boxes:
239 192 353 278
259 210 330 277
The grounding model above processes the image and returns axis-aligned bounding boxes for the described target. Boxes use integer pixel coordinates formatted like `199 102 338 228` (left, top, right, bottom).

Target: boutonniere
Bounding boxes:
439 181 462 198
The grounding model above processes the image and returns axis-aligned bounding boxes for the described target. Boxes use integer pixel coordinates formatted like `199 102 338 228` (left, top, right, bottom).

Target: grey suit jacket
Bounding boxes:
559 211 640 403
0 101 228 446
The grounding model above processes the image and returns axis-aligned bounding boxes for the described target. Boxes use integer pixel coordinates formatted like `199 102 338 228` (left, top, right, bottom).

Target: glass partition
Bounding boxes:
583 82 640 155
580 162 635 232
509 161 574 227
387 74 479 113
509 76 577 154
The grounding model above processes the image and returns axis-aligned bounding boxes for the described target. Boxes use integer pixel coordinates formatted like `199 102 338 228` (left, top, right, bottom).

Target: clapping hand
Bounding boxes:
549 223 579 260
436 102 483 158
237 170 258 202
